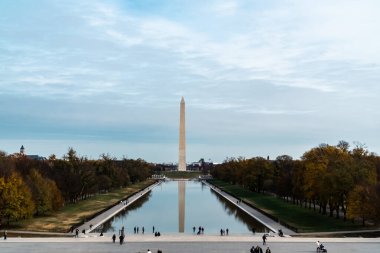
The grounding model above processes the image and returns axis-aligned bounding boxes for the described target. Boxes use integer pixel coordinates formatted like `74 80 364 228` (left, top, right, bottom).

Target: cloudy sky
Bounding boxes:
1 0 379 163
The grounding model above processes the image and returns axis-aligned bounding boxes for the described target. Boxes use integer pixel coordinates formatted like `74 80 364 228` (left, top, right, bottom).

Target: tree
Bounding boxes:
347 184 375 225
27 169 64 215
0 173 34 225
274 155 294 199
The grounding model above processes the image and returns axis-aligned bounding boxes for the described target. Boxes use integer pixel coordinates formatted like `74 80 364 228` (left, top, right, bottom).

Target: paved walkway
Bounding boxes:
1 236 379 253
203 181 296 236
73 181 162 235
1 234 380 243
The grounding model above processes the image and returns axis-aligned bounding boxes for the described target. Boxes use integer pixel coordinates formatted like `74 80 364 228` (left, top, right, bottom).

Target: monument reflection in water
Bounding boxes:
96 181 268 234
178 180 186 232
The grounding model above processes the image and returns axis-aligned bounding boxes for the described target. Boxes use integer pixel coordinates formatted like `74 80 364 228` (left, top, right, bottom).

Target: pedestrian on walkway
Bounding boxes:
112 234 116 243
75 228 79 238
147 249 152 253
119 235 124 245
142 226 145 234
226 228 229 235
3 230 7 240
153 226 155 233
265 247 271 253
262 234 267 245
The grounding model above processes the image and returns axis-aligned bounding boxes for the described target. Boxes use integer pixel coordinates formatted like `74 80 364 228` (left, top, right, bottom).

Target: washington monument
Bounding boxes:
178 97 186 171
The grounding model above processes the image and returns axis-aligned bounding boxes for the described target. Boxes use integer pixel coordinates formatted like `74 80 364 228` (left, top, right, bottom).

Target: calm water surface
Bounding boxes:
97 181 267 235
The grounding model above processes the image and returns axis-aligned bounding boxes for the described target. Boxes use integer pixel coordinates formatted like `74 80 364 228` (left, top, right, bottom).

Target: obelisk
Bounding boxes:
178 97 186 171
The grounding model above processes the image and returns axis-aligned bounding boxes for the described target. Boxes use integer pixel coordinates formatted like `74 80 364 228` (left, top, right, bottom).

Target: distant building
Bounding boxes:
187 158 213 173
20 145 25 155
18 145 46 161
154 163 177 171
26 155 47 161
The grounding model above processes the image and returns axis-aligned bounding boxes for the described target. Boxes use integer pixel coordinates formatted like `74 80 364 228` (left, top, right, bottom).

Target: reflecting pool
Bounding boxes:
97 180 268 235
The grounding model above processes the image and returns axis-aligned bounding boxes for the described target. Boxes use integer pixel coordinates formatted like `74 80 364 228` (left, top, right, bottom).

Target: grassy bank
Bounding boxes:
12 180 155 232
210 179 367 233
162 171 201 179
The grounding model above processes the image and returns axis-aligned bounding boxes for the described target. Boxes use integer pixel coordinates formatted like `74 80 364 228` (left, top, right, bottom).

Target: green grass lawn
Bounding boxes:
13 180 155 232
162 171 202 179
210 180 367 233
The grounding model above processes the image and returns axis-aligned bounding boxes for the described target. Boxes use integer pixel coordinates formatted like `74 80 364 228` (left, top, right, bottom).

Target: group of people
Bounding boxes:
146 249 162 253
250 245 271 253
133 226 145 234
111 233 124 244
120 200 128 206
193 226 205 235
220 228 229 236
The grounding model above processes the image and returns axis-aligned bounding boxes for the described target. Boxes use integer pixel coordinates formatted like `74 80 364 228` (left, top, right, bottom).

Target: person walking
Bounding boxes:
112 234 116 243
142 226 145 234
257 245 263 253
262 234 267 245
3 230 7 240
226 228 229 235
265 247 271 253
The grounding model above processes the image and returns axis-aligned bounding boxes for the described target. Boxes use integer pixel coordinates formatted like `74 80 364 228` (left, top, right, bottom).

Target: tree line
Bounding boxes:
0 148 153 226
211 141 380 225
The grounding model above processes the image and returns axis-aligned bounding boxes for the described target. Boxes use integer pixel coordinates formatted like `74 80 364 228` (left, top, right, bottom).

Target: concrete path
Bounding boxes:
203 181 295 236
1 236 379 253
2 234 380 243
73 181 162 235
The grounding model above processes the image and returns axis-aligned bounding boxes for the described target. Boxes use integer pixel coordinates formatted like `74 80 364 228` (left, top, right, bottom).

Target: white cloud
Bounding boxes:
212 1 239 16
105 29 143 46
17 76 69 86
238 108 315 115
1 0 380 161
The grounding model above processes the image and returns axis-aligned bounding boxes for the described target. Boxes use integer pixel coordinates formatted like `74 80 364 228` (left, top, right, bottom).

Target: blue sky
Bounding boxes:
1 0 379 163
